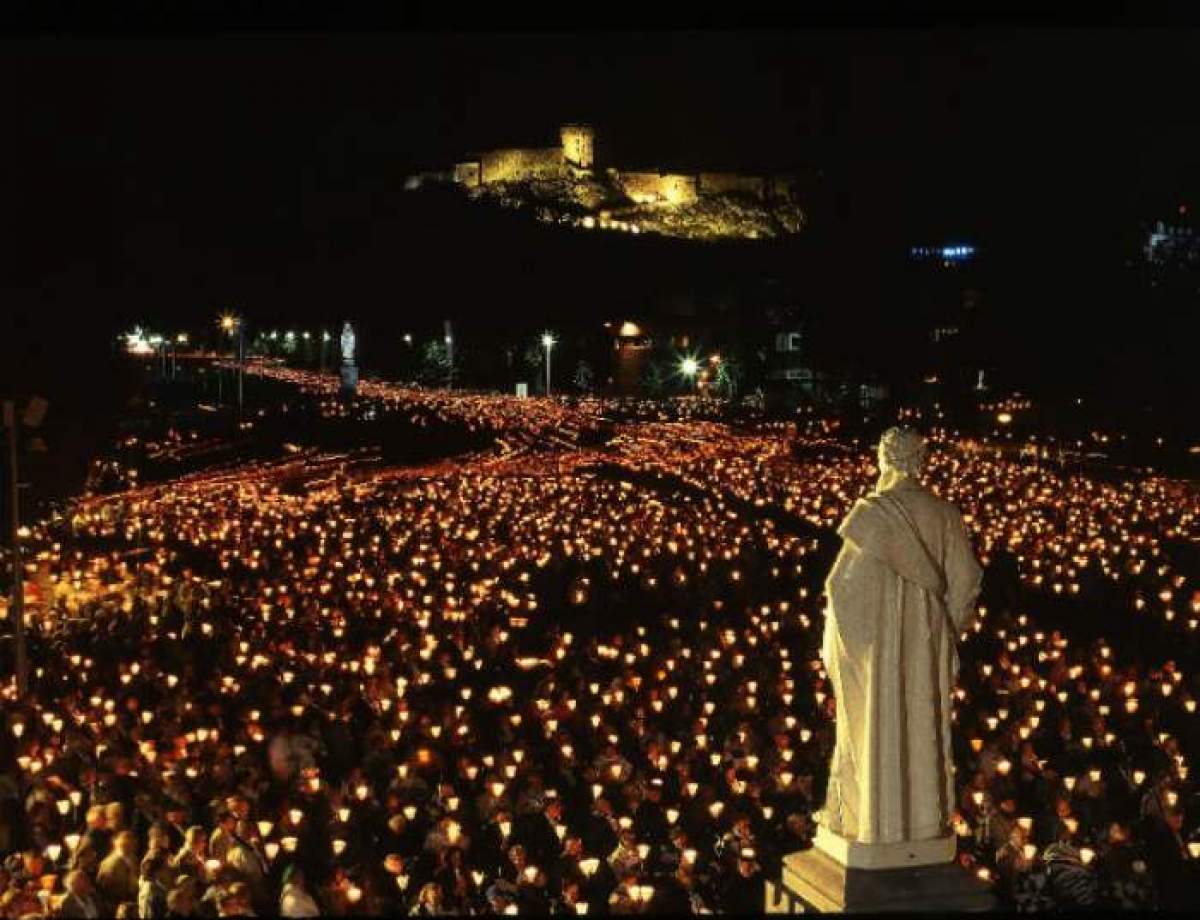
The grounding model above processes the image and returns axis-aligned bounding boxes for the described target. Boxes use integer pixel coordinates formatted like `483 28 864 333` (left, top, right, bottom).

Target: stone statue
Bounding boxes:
340 322 356 366
817 427 982 850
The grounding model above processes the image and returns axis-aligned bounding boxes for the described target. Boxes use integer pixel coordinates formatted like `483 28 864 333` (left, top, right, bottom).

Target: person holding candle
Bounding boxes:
137 849 171 919
169 827 207 883
96 831 139 907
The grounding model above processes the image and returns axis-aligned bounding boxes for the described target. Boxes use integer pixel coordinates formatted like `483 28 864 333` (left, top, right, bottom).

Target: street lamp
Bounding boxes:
541 332 557 397
218 312 245 417
680 356 699 392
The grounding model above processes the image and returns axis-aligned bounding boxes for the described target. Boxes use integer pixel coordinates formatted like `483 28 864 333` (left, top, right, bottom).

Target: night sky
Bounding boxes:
6 29 1200 408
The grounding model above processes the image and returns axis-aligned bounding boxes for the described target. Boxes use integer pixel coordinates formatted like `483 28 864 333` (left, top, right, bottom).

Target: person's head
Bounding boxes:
115 830 137 859
876 427 927 488
216 811 237 834
418 882 442 907
148 822 171 853
561 878 581 904
85 805 106 830
104 802 125 831
166 884 196 917
21 851 44 878
115 901 138 919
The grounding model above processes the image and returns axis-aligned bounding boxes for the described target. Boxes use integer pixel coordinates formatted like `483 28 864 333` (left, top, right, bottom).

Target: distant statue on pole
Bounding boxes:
772 427 993 912
340 321 358 395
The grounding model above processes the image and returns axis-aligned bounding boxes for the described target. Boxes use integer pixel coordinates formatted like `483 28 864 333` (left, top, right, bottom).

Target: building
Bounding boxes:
445 124 797 204
904 241 991 406
1143 218 1200 269
403 123 805 241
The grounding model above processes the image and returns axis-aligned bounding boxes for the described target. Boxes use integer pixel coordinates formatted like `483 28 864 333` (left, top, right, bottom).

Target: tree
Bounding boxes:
522 344 545 393
573 361 595 394
715 356 744 399
420 341 453 387
642 361 667 397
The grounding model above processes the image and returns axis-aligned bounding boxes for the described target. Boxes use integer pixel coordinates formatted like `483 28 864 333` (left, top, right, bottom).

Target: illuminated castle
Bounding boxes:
450 123 796 204
409 123 804 240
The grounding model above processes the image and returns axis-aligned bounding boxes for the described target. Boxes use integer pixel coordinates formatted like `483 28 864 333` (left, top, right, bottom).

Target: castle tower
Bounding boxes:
560 123 594 173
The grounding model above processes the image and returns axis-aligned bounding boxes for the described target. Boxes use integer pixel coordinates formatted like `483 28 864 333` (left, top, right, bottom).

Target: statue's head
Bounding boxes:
877 427 927 478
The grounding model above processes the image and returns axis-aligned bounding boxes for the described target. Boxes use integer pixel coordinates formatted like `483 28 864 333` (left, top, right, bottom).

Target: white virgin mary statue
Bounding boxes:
817 427 982 847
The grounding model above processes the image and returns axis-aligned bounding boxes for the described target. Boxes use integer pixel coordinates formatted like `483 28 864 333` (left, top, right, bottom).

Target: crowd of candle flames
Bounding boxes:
2 360 1199 914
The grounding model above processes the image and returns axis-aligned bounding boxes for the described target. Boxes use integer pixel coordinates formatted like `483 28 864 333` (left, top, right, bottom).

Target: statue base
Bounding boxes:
813 826 956 869
767 841 997 913
340 364 358 395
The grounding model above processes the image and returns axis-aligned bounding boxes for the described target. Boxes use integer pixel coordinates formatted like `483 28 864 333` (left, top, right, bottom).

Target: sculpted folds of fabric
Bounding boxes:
819 476 982 845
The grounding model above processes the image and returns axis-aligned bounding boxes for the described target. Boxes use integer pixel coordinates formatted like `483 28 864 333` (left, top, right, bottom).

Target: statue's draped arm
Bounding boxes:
943 510 983 633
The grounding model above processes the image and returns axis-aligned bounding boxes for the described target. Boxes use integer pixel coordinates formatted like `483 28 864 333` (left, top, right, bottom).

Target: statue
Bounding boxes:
816 427 982 850
339 322 358 395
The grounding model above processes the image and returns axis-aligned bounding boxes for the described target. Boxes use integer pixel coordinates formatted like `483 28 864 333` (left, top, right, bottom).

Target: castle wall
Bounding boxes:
698 172 766 200
659 174 698 205
615 171 699 205
479 148 565 184
560 124 594 170
454 161 482 188
616 171 664 204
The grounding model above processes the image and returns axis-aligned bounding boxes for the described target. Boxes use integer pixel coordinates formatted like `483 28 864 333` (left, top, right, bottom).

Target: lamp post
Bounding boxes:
219 313 244 418
680 356 699 393
542 332 557 397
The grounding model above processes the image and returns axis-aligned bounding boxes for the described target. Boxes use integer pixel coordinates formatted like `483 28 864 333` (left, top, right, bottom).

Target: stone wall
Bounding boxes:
479 148 565 184
615 171 699 205
698 172 766 200
659 173 698 205
560 124 594 170
453 161 482 188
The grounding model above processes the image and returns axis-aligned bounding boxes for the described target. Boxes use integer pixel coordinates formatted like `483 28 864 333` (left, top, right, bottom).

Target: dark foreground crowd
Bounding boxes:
1 423 1198 916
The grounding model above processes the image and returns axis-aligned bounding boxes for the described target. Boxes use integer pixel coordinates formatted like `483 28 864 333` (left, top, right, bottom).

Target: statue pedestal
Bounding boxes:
767 831 997 913
340 363 358 395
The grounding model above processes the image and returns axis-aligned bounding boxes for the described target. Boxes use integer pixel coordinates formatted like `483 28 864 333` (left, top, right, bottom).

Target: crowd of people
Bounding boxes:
0 367 1197 916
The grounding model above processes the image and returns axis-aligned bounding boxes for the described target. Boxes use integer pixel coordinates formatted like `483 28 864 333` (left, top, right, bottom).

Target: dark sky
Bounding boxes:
5 30 1200 396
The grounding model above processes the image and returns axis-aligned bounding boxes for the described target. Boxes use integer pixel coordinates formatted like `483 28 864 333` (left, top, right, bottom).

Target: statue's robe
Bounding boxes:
820 477 982 844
